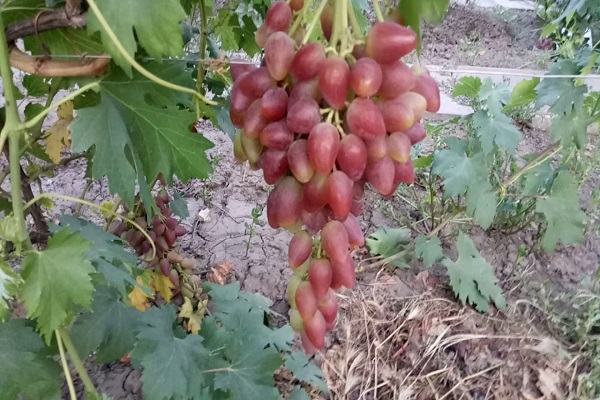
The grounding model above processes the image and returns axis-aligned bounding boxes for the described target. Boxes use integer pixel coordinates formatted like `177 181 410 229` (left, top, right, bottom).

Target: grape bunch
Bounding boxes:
113 190 197 291
229 0 440 352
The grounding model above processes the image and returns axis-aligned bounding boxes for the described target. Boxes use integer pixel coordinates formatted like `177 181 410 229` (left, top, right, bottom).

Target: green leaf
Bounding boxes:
170 191 190 219
413 154 433 168
522 159 554 195
432 140 487 196
285 351 328 392
415 235 443 267
366 226 412 268
472 110 522 155
289 386 311 400
0 261 20 320
53 215 138 296
452 76 482 100
398 0 422 49
466 180 497 229
130 305 212 400
505 78 540 110
478 79 511 115
536 60 588 115
87 0 187 74
536 171 586 252
23 28 103 56
24 102 45 123
550 108 592 148
0 319 61 400
23 75 49 97
212 336 283 400
442 232 505 312
419 0 450 23
70 63 214 208
21 228 95 342
218 106 237 140
71 286 141 363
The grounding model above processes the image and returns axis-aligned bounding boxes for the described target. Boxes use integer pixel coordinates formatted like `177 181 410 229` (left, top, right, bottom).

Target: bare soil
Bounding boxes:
421 4 549 69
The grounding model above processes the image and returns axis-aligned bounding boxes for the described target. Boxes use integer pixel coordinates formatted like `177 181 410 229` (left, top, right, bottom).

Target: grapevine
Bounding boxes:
229 0 441 352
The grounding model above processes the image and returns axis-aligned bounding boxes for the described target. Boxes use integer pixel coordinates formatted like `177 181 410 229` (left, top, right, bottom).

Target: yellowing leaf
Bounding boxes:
178 297 207 334
57 101 74 120
45 101 74 164
129 276 153 312
151 271 174 303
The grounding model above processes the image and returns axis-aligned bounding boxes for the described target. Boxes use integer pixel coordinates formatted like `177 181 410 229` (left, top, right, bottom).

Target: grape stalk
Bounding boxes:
229 0 440 353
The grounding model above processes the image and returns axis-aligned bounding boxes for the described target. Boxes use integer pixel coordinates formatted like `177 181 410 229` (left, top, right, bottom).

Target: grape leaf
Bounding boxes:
54 215 138 297
207 282 294 350
419 0 451 23
45 100 74 164
71 286 141 363
522 159 554 195
478 79 511 115
472 110 523 155
415 235 443 267
289 386 311 400
536 60 588 115
23 28 103 56
87 0 187 74
505 78 540 110
536 171 586 252
150 271 174 303
170 191 190 219
21 228 95 342
23 75 49 97
285 351 328 392
366 226 412 268
0 261 20 320
129 275 153 312
442 232 505 312
212 335 283 400
466 180 497 229
550 108 592 148
130 305 212 400
452 76 482 100
0 319 62 400
70 63 214 209
432 140 487 196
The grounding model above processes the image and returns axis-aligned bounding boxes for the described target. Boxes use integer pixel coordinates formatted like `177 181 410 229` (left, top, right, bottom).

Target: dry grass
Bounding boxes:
315 274 587 400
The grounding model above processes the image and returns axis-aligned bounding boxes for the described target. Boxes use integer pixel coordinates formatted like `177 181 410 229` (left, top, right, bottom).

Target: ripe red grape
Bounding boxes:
288 139 315 183
289 230 313 269
303 310 326 349
267 176 304 229
378 60 415 99
265 1 292 33
260 120 294 150
366 21 417 64
291 43 326 81
307 122 340 174
337 134 367 181
260 148 289 184
287 98 321 134
319 56 350 110
265 32 295 81
346 98 386 140
350 57 382 98
295 282 318 320
308 258 333 298
387 132 411 163
321 220 349 263
261 87 288 120
326 171 353 220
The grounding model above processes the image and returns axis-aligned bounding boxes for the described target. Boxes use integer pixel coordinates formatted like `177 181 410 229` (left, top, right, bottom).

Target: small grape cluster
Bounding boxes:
114 190 196 290
229 0 440 352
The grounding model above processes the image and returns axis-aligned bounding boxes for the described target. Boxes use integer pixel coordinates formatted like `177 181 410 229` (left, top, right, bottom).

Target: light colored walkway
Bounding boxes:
453 0 536 11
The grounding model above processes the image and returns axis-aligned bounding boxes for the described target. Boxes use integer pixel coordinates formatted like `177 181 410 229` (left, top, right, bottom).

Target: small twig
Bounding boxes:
5 8 87 43
59 329 98 398
55 329 77 400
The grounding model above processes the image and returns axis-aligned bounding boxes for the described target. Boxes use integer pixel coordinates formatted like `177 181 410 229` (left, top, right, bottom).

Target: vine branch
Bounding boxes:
5 9 87 43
